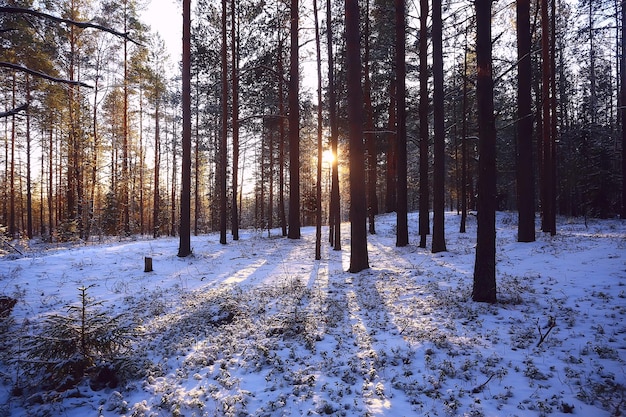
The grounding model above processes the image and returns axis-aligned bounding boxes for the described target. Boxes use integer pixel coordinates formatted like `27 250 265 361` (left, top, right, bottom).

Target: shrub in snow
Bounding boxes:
17 285 137 392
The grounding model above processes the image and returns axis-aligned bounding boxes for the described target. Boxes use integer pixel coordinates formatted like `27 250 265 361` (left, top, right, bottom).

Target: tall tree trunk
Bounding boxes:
432 0 447 253
460 30 469 233
622 0 626 219
194 75 200 236
25 77 32 239
10 75 16 238
472 0 497 304
219 0 228 245
364 0 377 235
540 0 555 235
153 97 161 238
278 35 287 236
516 0 536 242
288 0 301 239
178 0 192 256
346 0 369 272
48 126 53 240
170 131 177 237
268 128 274 233
40 128 44 236
549 0 557 225
326 0 341 250
314 0 323 260
385 79 397 214
231 0 240 240
418 0 429 248
395 0 409 247
122 1 130 237
139 83 145 235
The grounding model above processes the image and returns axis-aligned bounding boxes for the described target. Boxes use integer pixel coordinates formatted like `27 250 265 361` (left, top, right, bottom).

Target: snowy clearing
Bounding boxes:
0 212 625 417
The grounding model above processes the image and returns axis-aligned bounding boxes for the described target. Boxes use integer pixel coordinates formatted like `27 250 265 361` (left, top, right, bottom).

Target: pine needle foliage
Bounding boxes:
20 285 136 391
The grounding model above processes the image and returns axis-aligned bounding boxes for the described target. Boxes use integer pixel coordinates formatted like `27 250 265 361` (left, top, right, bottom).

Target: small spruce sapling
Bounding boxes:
22 285 135 391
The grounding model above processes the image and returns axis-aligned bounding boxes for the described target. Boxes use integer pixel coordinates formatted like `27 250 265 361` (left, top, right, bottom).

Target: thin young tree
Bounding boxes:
418 0 430 248
326 0 341 250
278 39 288 237
178 0 192 257
346 0 369 272
395 0 409 247
385 78 397 214
364 0 377 235
460 28 469 234
314 0 323 260
472 0 497 303
516 0 536 242
219 0 228 245
287 0 301 239
432 0 447 253
231 0 240 241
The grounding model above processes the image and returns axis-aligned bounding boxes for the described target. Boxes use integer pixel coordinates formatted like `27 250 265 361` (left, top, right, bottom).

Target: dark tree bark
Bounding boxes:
25 77 32 239
314 0 323 260
122 2 130 237
472 0 497 303
540 0 555 235
395 0 409 247
278 35 288 237
0 6 137 43
153 94 161 238
326 0 341 250
432 0 446 253
10 76 15 238
460 31 469 234
622 0 626 219
231 0 240 241
287 0 301 239
346 0 369 272
516 0 536 242
178 0 192 256
385 79 397 214
219 0 228 245
418 0 430 248
364 0 377 235
550 0 558 226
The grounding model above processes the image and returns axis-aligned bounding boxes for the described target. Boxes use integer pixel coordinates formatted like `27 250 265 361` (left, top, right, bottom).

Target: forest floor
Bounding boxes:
0 212 624 417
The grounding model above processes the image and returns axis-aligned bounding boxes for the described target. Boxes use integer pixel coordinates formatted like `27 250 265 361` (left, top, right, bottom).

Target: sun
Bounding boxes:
322 149 335 166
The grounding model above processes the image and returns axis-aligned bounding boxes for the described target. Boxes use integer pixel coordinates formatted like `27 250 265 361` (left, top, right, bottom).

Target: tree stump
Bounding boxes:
144 257 153 272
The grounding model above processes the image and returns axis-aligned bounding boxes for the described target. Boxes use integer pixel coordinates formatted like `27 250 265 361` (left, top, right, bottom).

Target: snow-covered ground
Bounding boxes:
0 212 624 417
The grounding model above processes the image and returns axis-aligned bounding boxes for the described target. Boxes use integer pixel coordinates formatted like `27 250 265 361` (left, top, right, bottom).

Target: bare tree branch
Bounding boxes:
0 103 28 118
0 62 93 88
0 6 141 45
